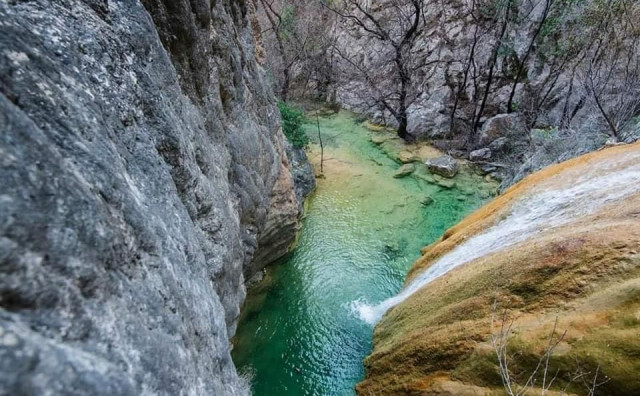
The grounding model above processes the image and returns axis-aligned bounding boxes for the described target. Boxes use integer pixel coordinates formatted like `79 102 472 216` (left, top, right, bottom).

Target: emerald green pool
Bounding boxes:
232 111 494 395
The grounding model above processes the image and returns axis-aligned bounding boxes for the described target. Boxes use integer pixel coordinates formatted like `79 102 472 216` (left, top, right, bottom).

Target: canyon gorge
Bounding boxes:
1 0 639 395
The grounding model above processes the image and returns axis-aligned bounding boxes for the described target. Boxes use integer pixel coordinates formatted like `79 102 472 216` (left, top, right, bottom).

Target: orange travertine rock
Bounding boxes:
357 142 640 396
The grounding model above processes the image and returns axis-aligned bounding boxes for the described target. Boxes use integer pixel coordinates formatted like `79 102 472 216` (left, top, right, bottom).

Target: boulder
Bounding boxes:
398 150 419 163
479 114 528 147
469 148 492 161
425 155 458 178
420 195 435 206
371 135 388 145
285 142 316 210
489 137 509 152
394 163 416 178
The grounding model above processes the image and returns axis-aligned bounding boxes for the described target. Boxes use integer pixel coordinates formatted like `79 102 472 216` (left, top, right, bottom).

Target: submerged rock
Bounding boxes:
371 135 389 145
433 175 456 189
398 150 419 163
415 172 436 184
425 155 458 178
420 196 435 206
393 163 415 178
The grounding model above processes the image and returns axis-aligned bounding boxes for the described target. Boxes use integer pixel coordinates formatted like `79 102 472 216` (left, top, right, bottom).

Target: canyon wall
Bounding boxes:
0 0 308 394
329 0 640 187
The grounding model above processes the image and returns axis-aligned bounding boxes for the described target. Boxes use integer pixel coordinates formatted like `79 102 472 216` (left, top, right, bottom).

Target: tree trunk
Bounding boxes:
472 0 512 143
397 109 409 140
593 89 618 139
506 0 553 113
451 24 478 136
281 65 290 101
396 48 411 141
259 0 290 101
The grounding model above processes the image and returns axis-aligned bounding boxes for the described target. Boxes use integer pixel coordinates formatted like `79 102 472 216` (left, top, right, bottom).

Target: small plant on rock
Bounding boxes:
278 101 309 149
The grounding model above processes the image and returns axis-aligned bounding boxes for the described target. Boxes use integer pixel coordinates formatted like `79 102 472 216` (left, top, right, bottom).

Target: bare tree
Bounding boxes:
255 0 640 149
578 0 640 140
472 0 514 140
326 0 435 141
491 301 610 395
256 0 294 101
255 0 337 102
506 0 556 114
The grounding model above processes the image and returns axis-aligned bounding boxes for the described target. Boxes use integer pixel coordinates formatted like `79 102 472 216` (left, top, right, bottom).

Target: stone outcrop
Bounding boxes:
246 153 300 277
285 142 316 210
478 113 529 148
469 147 492 161
0 0 310 394
425 155 458 178
357 143 640 395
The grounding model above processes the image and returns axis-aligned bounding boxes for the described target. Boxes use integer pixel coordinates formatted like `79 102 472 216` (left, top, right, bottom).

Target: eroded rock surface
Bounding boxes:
358 143 640 395
0 0 310 394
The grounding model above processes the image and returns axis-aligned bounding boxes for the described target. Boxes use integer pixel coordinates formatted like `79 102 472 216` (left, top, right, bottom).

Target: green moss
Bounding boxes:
452 350 503 387
570 312 640 394
508 282 541 301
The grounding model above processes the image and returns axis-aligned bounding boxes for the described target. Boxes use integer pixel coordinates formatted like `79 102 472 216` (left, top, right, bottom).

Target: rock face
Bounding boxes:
469 148 492 161
425 155 458 178
329 0 640 188
285 142 317 210
357 143 640 395
479 114 529 147
0 0 310 395
246 152 300 276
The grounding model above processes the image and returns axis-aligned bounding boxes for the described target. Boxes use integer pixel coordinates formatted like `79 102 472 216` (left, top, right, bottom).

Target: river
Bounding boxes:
232 111 495 395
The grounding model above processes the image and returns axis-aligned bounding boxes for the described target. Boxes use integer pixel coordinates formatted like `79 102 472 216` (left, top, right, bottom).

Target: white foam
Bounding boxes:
355 153 640 325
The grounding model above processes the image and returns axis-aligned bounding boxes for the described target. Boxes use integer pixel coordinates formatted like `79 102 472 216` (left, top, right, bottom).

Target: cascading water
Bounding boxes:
353 150 640 325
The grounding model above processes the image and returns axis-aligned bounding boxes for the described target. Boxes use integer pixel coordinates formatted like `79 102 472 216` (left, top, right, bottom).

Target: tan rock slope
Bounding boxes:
357 142 640 395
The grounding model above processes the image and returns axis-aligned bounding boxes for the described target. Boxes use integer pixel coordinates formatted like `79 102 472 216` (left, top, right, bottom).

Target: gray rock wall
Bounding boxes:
0 0 306 394
331 0 638 142
328 0 639 189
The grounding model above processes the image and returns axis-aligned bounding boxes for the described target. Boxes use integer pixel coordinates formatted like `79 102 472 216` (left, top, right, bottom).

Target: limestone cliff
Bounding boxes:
330 0 640 187
357 143 640 395
0 0 309 394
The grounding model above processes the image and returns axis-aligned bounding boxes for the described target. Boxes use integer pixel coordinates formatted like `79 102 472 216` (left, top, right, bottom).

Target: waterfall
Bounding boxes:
353 151 640 325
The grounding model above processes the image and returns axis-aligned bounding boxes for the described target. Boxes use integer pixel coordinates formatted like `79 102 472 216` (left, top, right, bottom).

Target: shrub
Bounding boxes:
278 101 309 148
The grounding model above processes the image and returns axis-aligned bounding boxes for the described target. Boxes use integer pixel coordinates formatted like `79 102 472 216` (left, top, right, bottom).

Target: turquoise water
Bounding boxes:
232 112 493 395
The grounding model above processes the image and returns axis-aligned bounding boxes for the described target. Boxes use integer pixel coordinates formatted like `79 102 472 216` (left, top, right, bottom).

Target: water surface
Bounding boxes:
232 111 493 395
